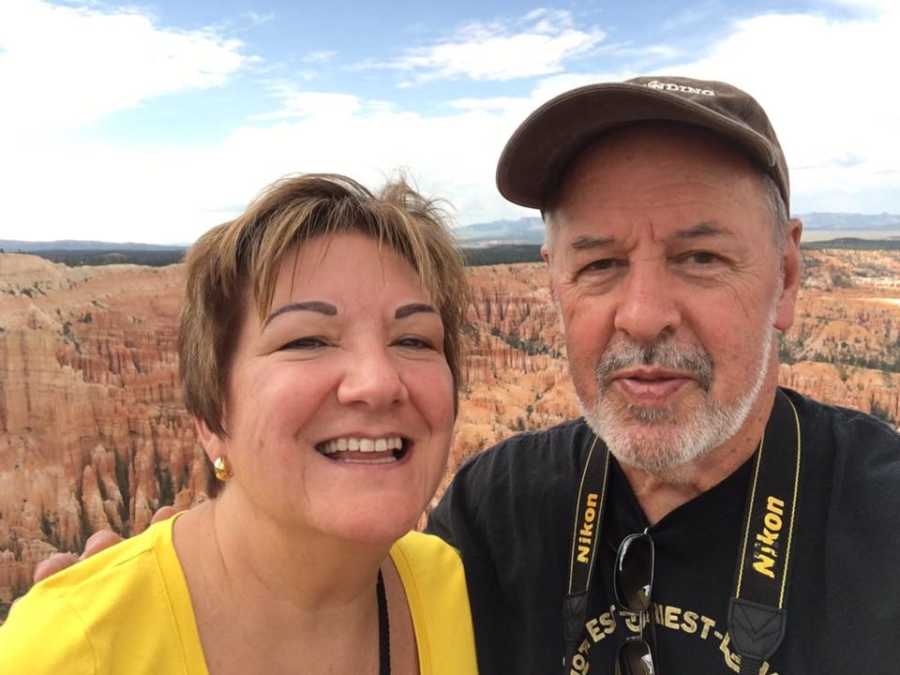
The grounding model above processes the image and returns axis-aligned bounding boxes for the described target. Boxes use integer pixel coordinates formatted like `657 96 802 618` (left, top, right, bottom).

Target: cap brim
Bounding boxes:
496 82 777 208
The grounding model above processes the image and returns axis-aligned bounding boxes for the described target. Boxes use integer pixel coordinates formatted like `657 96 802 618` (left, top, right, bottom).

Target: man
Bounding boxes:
427 76 900 674
27 76 900 674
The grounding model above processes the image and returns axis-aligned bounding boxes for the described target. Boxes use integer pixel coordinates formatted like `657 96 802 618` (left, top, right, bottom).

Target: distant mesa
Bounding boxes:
0 240 188 268
0 239 188 252
3 211 899 265
451 212 900 245
453 216 545 246
799 212 900 230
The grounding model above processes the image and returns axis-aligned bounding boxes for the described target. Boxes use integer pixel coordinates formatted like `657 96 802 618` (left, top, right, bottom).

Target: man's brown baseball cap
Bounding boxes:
496 75 789 210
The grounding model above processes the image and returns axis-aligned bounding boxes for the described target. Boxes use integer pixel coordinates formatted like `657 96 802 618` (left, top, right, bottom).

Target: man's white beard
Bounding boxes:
581 310 776 477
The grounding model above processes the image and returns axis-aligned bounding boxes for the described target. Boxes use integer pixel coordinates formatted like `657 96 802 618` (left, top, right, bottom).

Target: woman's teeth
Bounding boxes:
317 436 406 462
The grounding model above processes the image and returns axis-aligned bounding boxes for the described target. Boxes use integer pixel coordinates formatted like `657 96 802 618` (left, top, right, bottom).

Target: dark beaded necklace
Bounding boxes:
377 570 390 675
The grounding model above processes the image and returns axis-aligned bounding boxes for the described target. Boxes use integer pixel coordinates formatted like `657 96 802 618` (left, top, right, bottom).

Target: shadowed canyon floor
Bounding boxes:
2 249 899 615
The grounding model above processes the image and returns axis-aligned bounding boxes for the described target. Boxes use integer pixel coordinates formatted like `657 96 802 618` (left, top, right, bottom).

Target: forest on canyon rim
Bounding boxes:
1 247 899 617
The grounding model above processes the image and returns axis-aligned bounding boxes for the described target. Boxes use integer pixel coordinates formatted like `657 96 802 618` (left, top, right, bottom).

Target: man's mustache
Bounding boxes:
596 337 714 392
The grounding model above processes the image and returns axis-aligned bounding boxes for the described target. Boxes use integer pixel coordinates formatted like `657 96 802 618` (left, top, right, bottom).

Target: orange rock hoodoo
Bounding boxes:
1 248 898 613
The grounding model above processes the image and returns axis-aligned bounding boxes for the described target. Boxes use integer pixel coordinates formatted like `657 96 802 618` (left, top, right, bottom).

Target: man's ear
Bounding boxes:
541 242 560 302
774 218 803 332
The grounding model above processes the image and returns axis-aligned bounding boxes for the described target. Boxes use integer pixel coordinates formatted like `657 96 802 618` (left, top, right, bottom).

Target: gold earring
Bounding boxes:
213 456 233 481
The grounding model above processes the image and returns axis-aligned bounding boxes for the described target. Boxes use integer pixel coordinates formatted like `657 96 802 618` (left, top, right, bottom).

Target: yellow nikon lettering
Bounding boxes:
752 555 776 578
752 495 785 579
766 496 785 516
576 493 599 564
764 511 783 532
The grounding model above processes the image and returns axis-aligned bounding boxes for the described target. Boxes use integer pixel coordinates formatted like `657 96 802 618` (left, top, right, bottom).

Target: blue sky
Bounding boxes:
1 0 898 244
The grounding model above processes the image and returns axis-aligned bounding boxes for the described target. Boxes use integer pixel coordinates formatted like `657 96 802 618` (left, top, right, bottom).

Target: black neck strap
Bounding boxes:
729 390 802 674
562 434 610 669
562 390 802 675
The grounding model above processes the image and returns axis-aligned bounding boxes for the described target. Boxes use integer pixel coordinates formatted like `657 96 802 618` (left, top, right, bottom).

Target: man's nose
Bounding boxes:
336 347 407 409
613 262 681 343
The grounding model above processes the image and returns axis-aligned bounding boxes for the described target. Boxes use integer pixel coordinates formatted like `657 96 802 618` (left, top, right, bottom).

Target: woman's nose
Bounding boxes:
336 347 408 409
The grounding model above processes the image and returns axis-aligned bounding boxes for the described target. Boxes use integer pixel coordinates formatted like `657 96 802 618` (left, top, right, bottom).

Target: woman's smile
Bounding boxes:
315 435 410 463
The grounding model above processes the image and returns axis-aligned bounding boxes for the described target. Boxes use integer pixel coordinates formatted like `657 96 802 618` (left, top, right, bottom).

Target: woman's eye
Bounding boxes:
394 336 434 350
282 336 328 350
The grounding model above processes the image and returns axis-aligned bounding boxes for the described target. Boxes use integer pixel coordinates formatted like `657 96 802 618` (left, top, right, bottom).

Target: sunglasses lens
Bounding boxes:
615 639 655 675
615 533 654 612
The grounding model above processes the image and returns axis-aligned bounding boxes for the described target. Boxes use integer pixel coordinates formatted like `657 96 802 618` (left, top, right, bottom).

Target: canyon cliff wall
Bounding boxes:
0 255 211 611
1 248 898 615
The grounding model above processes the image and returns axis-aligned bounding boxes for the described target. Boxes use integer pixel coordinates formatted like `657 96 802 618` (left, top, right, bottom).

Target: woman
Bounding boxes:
0 174 477 674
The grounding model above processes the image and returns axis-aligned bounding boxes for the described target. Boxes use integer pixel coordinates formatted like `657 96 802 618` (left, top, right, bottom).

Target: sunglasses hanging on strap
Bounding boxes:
562 390 802 675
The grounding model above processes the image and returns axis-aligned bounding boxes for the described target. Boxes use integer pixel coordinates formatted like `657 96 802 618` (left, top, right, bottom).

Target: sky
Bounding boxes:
1 0 899 244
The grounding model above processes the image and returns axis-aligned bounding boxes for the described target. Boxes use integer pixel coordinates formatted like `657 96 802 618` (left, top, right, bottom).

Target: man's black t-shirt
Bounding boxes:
428 389 900 674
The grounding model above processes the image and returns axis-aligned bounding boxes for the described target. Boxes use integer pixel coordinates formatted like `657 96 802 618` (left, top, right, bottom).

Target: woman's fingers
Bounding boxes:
150 506 179 524
29 506 179 586
80 529 123 560
32 553 80 584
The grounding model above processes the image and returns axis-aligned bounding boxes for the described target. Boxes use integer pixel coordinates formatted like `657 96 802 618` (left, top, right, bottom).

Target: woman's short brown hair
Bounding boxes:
178 173 468 438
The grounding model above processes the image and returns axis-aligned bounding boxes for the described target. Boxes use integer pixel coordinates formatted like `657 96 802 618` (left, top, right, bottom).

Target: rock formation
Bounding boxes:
1 248 898 617
0 255 211 615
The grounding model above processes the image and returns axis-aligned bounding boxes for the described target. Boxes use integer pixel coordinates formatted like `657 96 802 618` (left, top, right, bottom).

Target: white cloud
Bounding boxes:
606 44 681 61
3 2 900 244
654 5 900 213
302 50 337 63
448 96 532 113
357 8 605 82
0 0 250 242
0 86 530 243
243 10 275 26
0 0 248 136
826 0 896 12
252 84 364 121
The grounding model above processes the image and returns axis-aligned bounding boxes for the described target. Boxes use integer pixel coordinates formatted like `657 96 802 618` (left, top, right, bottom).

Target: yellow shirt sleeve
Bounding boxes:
0 517 206 675
0 585 97 674
391 531 479 674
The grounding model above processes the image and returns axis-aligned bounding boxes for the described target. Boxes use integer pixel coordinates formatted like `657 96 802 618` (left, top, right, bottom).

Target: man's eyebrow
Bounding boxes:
264 301 337 327
569 235 616 251
672 222 734 240
395 303 437 319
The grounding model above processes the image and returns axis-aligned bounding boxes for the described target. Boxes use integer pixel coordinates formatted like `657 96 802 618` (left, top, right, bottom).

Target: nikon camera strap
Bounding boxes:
562 389 802 675
729 390 802 674
562 434 610 674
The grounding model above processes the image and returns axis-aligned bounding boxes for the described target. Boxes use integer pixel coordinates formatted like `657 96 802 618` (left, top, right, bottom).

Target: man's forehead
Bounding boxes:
545 123 768 232
567 221 734 247
558 219 740 253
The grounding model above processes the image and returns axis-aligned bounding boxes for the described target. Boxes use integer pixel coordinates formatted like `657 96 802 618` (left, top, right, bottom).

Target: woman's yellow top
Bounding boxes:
0 518 478 674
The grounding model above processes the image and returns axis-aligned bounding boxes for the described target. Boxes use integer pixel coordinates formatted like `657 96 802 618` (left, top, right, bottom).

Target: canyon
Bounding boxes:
1 248 899 616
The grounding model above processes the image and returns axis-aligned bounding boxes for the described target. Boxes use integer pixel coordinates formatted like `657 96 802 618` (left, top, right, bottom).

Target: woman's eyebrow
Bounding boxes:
395 303 436 319
264 301 337 327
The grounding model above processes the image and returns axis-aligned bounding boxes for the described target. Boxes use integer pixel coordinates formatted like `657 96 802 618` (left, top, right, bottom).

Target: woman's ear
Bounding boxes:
193 417 223 462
